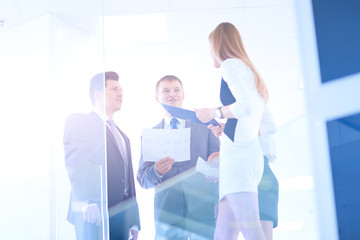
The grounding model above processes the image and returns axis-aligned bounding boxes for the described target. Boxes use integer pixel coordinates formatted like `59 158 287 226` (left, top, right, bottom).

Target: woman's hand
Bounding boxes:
207 123 224 137
194 108 216 123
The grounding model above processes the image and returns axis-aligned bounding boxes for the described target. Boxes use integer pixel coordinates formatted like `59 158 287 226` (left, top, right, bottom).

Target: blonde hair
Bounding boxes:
209 22 268 102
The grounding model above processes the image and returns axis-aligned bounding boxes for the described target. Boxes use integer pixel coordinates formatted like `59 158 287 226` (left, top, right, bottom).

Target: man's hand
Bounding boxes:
207 123 224 138
205 152 220 183
82 204 101 226
207 152 220 168
155 157 174 175
128 226 139 240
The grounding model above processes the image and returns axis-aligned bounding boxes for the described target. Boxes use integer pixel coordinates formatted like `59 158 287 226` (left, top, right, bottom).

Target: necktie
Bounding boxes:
170 118 178 129
107 119 129 195
220 78 237 142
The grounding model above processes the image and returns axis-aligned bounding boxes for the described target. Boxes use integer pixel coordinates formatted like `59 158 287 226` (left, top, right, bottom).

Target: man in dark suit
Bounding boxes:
137 75 220 240
64 71 140 240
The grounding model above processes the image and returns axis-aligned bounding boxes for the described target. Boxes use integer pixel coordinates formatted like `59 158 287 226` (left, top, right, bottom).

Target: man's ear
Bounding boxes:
155 94 159 103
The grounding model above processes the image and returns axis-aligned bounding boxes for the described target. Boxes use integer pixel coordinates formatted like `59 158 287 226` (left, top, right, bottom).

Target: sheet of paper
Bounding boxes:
195 156 219 178
141 128 191 162
161 104 221 126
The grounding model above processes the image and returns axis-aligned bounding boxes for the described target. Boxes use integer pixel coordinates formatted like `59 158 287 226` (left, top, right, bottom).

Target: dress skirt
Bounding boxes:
218 138 264 201
258 156 279 228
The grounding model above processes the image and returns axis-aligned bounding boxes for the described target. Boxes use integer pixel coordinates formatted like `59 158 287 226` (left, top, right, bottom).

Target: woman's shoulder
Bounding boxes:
222 58 248 70
221 58 252 83
221 58 251 77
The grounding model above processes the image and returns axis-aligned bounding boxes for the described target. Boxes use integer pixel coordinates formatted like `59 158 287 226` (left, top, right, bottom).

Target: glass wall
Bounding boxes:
312 0 360 83
327 113 360 239
0 0 106 239
0 1 316 239
296 1 360 239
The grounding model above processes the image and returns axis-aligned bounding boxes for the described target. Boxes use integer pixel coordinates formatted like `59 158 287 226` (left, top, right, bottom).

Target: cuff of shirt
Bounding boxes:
153 166 164 179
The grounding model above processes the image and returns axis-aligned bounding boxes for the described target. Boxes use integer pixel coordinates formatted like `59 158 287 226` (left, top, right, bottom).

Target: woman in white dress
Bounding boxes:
195 22 268 240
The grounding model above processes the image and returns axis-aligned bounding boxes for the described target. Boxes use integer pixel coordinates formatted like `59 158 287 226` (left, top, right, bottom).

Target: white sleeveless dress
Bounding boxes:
219 58 265 201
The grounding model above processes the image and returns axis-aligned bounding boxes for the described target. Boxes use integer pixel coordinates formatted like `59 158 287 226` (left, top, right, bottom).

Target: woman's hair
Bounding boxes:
209 22 268 102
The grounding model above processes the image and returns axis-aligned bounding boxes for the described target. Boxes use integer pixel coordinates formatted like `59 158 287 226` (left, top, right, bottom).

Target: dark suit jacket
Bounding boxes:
106 119 141 239
137 120 219 238
64 111 140 239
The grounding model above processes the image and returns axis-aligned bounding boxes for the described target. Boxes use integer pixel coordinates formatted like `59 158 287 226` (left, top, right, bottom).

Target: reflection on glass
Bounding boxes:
63 107 107 239
0 0 106 239
327 112 360 239
63 72 141 240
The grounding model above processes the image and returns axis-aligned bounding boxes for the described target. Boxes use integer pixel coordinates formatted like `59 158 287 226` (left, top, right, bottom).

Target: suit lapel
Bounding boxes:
106 125 127 162
118 127 131 161
106 125 118 151
154 119 164 129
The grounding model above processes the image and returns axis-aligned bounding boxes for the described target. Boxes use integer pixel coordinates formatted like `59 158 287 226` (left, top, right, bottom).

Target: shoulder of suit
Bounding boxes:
153 119 164 129
66 112 103 127
65 113 86 124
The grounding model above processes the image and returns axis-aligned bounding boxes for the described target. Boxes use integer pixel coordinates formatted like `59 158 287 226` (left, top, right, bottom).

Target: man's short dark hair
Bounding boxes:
155 75 183 94
89 71 119 105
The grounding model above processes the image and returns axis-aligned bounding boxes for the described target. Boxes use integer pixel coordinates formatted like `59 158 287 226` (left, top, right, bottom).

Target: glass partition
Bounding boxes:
327 113 360 239
0 1 315 240
312 0 360 83
0 0 106 239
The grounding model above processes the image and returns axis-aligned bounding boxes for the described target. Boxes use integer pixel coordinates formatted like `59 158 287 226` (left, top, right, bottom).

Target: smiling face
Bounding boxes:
155 79 184 109
105 79 123 117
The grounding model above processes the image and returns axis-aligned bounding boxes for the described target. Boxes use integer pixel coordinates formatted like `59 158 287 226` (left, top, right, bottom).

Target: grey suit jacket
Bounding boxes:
137 120 220 231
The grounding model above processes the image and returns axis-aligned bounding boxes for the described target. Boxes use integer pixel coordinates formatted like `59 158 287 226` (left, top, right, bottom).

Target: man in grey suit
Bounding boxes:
64 71 140 240
137 75 220 240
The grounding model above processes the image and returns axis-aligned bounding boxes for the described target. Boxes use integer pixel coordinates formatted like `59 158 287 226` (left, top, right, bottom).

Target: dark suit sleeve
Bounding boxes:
137 153 163 189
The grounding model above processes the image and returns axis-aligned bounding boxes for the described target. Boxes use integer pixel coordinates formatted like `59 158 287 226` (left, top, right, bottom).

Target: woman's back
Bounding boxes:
220 58 264 145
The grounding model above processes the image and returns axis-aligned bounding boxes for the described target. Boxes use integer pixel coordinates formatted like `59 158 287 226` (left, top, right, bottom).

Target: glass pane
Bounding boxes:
0 0 106 239
327 112 360 239
312 0 360 83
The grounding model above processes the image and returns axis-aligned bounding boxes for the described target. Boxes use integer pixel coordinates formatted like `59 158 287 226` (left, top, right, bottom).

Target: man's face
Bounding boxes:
156 80 184 108
105 79 123 115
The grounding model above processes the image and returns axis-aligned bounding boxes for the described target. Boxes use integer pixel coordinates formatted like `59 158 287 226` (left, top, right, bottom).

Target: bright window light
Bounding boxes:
279 176 314 191
276 221 304 232
102 13 168 45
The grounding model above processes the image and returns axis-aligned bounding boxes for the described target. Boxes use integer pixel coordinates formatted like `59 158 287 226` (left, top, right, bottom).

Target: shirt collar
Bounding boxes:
164 115 184 126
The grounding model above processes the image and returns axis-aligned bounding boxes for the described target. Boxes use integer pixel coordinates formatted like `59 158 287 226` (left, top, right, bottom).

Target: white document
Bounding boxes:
196 156 219 178
141 128 191 162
